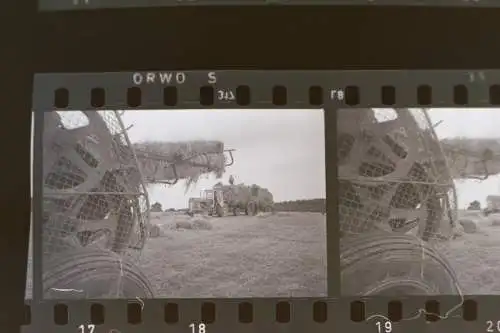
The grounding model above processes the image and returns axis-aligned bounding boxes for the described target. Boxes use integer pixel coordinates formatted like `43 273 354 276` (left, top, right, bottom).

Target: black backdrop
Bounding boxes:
3 3 500 331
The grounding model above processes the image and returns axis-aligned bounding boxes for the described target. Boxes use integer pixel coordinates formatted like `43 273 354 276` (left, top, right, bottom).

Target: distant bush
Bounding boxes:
151 202 163 212
467 200 481 210
274 198 325 213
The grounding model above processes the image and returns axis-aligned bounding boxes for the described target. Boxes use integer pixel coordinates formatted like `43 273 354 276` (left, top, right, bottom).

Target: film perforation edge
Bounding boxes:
33 70 495 109
25 70 500 333
39 0 500 12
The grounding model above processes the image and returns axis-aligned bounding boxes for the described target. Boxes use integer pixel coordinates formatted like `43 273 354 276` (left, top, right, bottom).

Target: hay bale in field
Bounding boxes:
149 224 162 237
488 214 500 226
149 223 172 237
257 212 273 219
175 220 193 230
150 212 163 221
173 217 213 230
275 212 291 217
458 218 479 233
452 223 465 239
191 218 213 230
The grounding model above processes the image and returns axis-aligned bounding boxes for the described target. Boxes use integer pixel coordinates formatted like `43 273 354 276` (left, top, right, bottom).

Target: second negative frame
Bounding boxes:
39 109 327 299
339 107 500 296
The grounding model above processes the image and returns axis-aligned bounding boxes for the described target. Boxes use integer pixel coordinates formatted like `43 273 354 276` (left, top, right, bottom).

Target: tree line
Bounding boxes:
273 198 326 213
151 198 327 213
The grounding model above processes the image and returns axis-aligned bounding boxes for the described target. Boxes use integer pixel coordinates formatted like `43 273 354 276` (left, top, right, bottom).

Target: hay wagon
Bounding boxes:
215 183 274 216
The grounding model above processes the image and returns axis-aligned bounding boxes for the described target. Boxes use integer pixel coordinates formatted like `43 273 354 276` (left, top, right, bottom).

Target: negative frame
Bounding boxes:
26 70 500 333
39 108 327 299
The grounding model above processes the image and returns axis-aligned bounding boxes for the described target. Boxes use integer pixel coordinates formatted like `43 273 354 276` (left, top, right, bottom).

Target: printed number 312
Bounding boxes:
217 90 235 101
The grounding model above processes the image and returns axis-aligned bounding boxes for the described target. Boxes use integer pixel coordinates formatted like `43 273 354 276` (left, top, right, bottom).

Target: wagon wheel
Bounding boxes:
43 248 156 299
233 207 240 216
264 205 274 213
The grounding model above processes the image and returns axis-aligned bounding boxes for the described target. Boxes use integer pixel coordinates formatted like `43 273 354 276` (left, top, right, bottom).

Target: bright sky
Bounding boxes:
34 109 326 209
372 108 500 209
121 109 326 209
33 108 500 210
425 108 500 209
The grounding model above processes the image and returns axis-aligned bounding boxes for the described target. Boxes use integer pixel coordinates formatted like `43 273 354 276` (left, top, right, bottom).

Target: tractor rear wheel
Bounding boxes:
215 204 225 217
43 248 156 299
341 232 461 296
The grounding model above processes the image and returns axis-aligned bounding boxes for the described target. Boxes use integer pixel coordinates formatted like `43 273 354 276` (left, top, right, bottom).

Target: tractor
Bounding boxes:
188 189 226 217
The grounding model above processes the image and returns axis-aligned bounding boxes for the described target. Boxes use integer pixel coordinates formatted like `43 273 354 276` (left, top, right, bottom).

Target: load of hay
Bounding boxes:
134 140 227 190
441 138 500 178
216 183 274 210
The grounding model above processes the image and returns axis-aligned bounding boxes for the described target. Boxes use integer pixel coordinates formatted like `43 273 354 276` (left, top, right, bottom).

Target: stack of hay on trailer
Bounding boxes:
216 183 274 216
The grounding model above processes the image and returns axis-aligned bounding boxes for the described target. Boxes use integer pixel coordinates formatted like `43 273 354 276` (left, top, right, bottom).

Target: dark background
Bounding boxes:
4 3 500 331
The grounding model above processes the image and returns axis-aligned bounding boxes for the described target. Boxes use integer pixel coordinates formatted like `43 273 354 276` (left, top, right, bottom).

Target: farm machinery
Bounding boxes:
338 108 500 296
41 110 235 298
188 189 226 217
188 182 274 217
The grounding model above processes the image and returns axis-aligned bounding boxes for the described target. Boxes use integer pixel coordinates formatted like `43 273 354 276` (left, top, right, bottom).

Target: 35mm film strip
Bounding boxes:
39 0 500 11
25 70 500 333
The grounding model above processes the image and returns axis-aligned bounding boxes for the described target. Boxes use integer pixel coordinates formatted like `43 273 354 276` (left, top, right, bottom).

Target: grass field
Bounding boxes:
138 211 327 298
437 211 500 294
26 212 326 299
140 208 500 297
26 209 500 298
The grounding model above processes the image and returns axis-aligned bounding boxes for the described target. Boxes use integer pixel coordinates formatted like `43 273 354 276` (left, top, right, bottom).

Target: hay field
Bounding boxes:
438 210 500 294
25 212 326 299
139 211 327 298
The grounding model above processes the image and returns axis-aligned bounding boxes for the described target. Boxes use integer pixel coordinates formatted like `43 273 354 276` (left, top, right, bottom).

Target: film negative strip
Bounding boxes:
39 0 500 11
25 70 500 333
